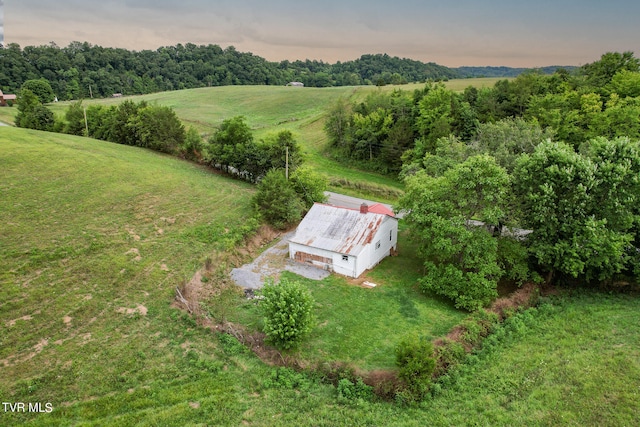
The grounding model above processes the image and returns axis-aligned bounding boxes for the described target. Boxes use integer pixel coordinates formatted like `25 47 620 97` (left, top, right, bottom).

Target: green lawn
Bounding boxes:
231 226 465 371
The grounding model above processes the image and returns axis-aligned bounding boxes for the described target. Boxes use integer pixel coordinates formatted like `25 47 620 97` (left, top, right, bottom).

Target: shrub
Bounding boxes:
459 310 500 347
433 338 466 377
337 378 373 402
263 367 312 391
260 278 315 349
180 126 204 161
15 89 56 131
395 334 436 401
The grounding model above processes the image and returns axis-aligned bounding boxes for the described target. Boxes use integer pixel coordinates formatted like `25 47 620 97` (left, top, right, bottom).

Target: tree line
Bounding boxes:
324 51 640 310
0 42 459 100
325 51 640 177
15 86 327 230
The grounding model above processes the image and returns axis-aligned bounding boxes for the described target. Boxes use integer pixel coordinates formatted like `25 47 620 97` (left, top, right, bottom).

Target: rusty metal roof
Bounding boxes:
289 203 396 256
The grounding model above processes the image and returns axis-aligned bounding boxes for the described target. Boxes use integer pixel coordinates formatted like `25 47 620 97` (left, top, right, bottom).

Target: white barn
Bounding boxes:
288 203 398 278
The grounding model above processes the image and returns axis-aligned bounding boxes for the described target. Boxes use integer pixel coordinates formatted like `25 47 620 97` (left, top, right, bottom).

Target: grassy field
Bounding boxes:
1 127 639 425
0 78 505 202
0 127 256 425
423 291 640 426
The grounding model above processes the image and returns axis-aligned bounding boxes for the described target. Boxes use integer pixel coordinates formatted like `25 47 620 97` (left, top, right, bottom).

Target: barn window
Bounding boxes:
375 241 381 250
390 229 392 241
342 255 349 261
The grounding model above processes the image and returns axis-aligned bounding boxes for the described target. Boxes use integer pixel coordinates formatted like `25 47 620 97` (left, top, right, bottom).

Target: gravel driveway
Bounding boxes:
230 231 330 289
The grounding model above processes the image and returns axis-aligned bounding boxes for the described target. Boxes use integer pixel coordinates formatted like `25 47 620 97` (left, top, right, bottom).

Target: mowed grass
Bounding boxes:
0 127 258 424
0 79 506 201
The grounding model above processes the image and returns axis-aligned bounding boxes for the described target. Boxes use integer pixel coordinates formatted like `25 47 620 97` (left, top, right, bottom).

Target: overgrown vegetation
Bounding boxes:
252 167 328 229
395 334 436 402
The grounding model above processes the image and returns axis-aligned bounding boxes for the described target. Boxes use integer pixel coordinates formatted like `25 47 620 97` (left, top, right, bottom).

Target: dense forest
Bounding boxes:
325 51 640 175
0 41 547 100
322 51 640 309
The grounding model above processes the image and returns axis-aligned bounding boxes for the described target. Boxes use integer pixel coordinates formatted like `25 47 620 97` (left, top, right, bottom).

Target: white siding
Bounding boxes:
363 216 398 273
332 252 358 277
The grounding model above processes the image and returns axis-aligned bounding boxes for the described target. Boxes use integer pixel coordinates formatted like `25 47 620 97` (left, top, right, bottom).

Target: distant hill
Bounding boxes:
332 53 459 84
455 65 578 78
0 41 577 100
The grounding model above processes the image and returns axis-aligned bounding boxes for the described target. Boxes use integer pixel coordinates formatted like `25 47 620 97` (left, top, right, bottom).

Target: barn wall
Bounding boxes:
289 242 359 277
363 217 398 273
331 252 358 277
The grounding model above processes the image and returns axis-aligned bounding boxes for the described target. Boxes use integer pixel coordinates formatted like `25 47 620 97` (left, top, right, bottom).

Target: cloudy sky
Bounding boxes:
5 0 640 67
0 0 4 46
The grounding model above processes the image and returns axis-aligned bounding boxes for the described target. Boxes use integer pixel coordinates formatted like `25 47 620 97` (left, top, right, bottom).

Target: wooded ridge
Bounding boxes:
0 41 571 100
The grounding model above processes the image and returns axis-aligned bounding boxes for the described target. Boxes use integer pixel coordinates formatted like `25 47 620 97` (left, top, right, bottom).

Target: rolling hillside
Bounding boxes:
32 79 503 200
1 127 639 425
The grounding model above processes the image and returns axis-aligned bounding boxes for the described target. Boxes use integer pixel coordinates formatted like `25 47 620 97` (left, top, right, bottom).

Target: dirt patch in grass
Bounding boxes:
125 248 142 261
489 281 539 320
1 338 50 367
173 224 281 316
6 314 33 327
117 304 148 316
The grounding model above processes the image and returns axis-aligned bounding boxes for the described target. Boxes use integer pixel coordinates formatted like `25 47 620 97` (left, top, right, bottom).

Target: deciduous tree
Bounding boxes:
253 169 304 229
398 155 513 310
260 278 315 350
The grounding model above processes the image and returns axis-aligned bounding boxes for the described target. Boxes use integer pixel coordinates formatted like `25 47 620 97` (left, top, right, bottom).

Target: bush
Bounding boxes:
337 378 373 402
459 310 500 347
180 126 204 161
434 338 466 377
263 367 312 391
260 278 315 349
395 334 436 401
15 89 56 131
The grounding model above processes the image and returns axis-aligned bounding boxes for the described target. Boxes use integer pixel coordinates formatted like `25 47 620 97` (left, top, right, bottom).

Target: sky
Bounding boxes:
5 0 640 67
0 0 4 47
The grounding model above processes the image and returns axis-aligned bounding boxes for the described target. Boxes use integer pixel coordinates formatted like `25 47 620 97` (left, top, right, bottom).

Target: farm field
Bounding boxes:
1 127 639 425
0 78 506 202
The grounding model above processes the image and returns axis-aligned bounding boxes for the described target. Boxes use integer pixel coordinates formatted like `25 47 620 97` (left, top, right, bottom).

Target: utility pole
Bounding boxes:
83 106 89 137
285 146 289 180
